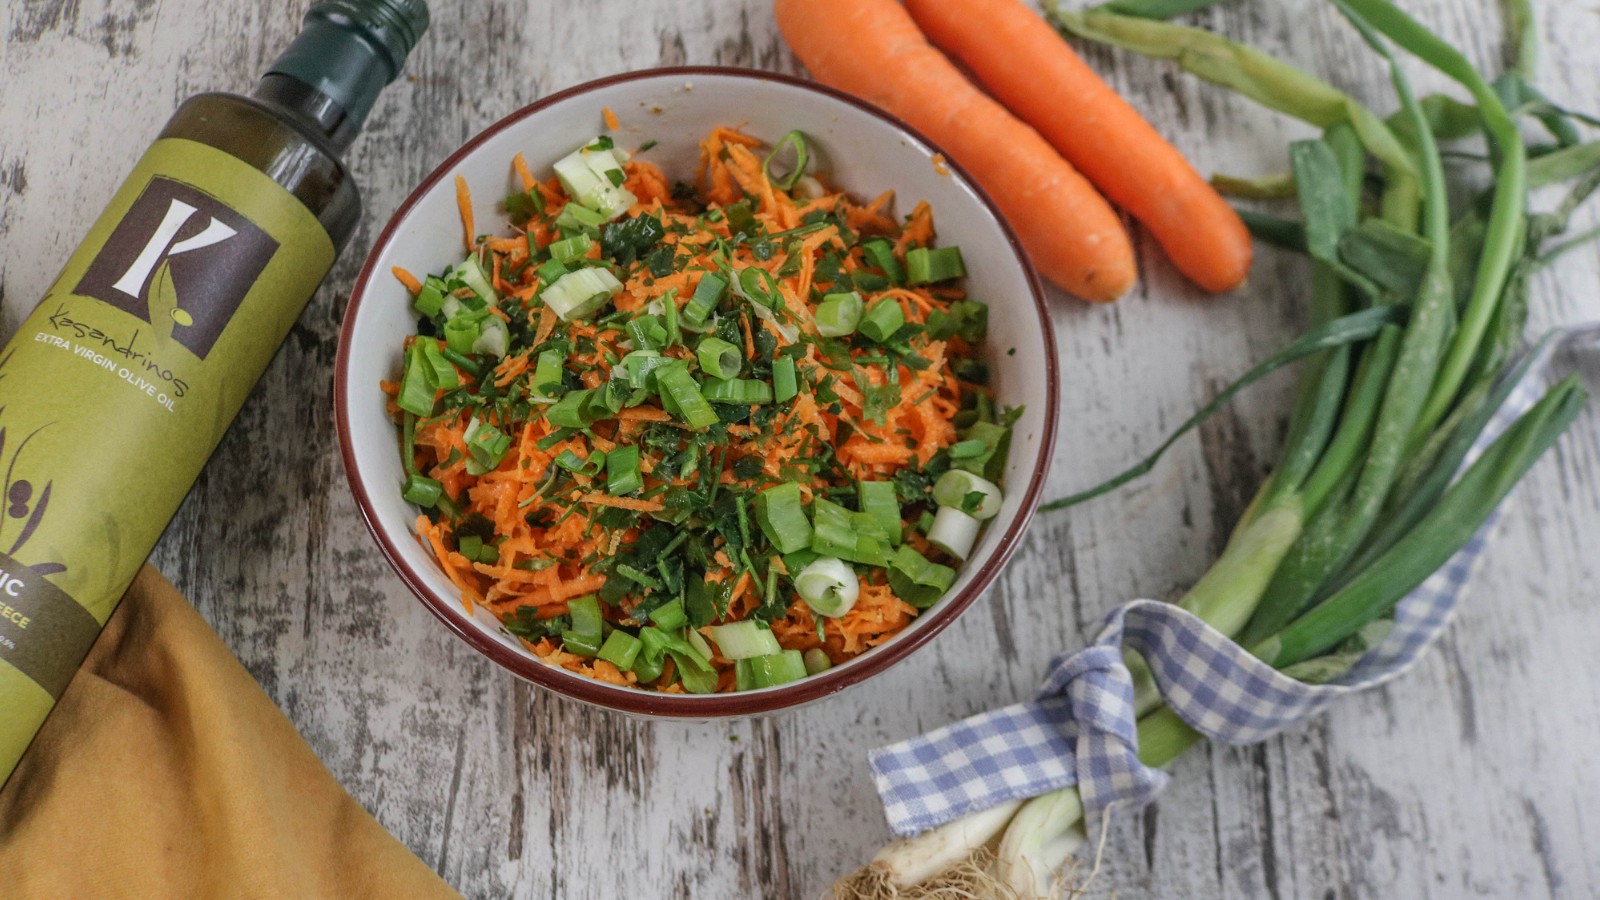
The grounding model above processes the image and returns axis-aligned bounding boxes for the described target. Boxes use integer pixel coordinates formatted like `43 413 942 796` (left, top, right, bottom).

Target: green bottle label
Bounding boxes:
0 137 335 777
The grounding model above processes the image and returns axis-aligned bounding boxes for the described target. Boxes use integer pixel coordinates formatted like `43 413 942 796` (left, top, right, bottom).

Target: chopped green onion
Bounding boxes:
707 620 782 660
954 420 1012 482
684 272 729 325
794 556 859 617
702 378 773 405
396 344 436 416
648 599 687 631
684 626 714 663
553 140 637 220
615 563 663 591
417 341 459 389
933 469 1003 520
773 356 798 403
887 545 957 609
472 317 509 358
562 595 604 657
464 418 512 475
452 256 499 305
754 482 813 554
606 444 643 494
626 314 668 351
928 505 981 560
553 448 604 476
762 130 810 191
545 389 596 429
737 265 783 309
697 336 743 379
631 650 665 683
532 348 566 398
439 346 480 376
926 300 989 342
543 267 623 321
857 480 902 546
947 438 987 459
802 647 832 676
554 202 608 238
414 278 447 317
457 534 484 560
536 257 569 285
616 350 672 392
656 362 719 429
816 291 864 337
548 233 594 264
402 473 444 508
597 630 642 670
660 288 681 347
859 298 906 344
443 316 481 355
906 246 967 284
861 239 906 285
536 429 574 452
734 658 758 691
743 650 808 688
810 498 889 566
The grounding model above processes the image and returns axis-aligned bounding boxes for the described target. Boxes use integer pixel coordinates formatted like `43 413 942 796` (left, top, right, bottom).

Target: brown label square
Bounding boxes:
74 176 279 359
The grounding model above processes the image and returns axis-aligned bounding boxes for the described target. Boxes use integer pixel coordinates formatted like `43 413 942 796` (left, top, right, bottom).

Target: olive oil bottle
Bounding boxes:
0 0 429 782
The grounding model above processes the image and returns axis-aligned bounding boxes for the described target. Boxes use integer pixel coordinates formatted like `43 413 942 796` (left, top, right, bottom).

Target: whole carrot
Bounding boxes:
775 0 1136 301
905 0 1252 293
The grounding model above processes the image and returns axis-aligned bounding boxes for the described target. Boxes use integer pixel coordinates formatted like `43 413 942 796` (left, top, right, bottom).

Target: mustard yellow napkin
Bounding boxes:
0 565 459 899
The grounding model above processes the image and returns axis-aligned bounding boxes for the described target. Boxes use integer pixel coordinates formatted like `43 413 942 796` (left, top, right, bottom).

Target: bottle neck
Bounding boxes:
251 74 360 153
256 10 401 153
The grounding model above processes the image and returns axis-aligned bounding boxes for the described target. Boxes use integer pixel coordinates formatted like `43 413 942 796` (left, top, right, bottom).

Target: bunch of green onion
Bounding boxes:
835 0 1597 896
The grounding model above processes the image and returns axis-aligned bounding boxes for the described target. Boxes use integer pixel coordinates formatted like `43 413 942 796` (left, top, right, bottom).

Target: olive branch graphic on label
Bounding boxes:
0 350 62 576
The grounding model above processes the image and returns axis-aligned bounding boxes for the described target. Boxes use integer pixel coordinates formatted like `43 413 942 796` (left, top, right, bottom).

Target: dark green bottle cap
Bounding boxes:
308 0 431 81
266 0 430 131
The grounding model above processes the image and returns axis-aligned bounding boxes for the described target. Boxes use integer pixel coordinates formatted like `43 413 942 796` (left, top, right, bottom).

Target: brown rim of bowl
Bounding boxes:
335 66 1060 717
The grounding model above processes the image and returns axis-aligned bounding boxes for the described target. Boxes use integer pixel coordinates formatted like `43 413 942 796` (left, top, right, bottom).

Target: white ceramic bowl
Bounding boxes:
335 67 1059 716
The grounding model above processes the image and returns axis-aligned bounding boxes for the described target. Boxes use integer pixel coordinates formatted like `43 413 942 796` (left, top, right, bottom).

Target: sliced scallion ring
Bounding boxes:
928 505 981 561
762 130 810 191
708 620 783 660
932 469 1004 520
794 556 860 618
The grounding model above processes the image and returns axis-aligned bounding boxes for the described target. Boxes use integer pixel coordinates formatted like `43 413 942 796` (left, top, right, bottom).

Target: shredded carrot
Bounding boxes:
454 175 475 253
392 266 423 296
581 493 665 512
602 106 621 131
512 153 537 193
616 406 672 423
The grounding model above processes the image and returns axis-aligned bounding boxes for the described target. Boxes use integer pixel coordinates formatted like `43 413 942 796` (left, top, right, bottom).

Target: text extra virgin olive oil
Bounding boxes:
0 0 429 782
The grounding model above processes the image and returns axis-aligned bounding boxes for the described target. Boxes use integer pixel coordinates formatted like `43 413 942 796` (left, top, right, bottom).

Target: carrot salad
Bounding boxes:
386 127 1017 693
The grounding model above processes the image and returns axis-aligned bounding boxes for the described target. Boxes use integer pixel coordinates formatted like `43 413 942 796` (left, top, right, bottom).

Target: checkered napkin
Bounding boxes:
870 325 1599 838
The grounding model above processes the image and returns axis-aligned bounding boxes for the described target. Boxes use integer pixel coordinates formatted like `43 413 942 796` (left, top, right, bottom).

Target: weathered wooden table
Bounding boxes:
5 0 1599 896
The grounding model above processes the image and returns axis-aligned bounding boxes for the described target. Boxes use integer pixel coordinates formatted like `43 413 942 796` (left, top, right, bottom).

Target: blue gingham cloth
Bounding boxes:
870 325 1599 837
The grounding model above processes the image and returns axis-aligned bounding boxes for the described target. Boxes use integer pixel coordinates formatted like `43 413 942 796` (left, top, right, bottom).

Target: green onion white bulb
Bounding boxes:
933 469 1003 520
795 556 859 617
928 506 981 560
543 267 622 321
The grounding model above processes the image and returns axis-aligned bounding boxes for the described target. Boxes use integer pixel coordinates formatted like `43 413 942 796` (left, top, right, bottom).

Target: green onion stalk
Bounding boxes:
833 2 1596 897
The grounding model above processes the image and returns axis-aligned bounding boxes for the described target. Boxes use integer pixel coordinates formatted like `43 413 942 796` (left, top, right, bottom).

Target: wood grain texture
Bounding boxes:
4 0 1600 897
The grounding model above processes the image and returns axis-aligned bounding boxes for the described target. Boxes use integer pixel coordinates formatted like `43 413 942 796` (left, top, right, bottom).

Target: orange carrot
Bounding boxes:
602 106 621 130
512 153 537 193
775 0 1136 301
392 266 423 296
904 0 1251 293
580 493 665 513
454 175 475 253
